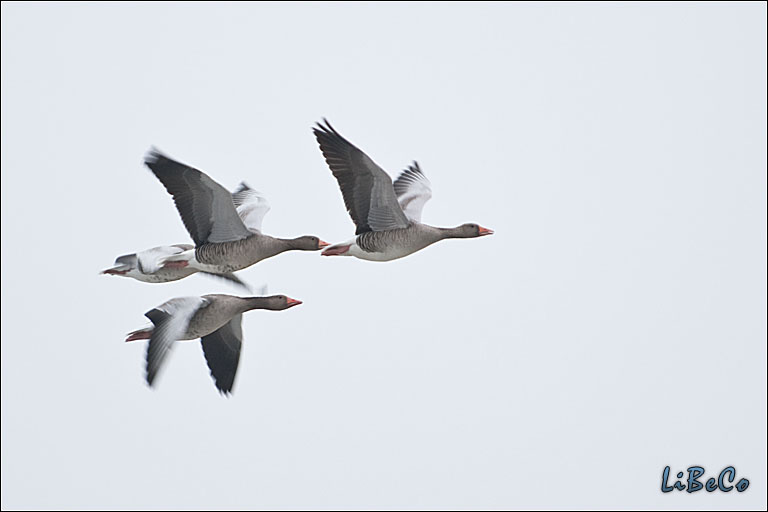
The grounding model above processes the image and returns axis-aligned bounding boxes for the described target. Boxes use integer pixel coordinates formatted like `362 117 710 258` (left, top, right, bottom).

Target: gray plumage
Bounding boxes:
102 243 250 289
145 149 253 245
313 119 410 234
141 294 300 394
143 149 325 273
356 223 481 254
193 234 322 272
392 161 433 223
392 162 425 197
231 184 253 209
200 314 242 395
314 119 493 261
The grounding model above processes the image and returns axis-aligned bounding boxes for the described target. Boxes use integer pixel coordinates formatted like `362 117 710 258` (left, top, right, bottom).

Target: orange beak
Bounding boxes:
318 240 330 249
285 297 303 308
478 226 494 236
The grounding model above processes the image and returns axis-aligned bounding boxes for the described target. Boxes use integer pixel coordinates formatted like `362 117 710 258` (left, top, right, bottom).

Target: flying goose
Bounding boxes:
125 293 301 395
313 120 493 261
143 149 329 274
101 244 250 288
101 183 272 289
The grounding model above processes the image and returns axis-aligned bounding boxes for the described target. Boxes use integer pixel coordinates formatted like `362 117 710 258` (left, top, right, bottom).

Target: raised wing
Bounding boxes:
393 162 433 223
231 182 270 233
114 253 138 269
104 253 138 274
135 244 193 275
144 149 253 246
200 314 243 395
313 119 409 234
144 296 208 387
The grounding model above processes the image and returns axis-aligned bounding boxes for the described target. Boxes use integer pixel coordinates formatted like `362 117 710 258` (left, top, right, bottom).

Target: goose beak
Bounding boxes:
285 297 303 308
318 240 330 249
478 226 494 236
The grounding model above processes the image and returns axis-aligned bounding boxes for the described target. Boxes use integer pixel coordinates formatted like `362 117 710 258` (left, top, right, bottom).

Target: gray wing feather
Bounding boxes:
144 297 207 387
200 314 243 395
144 149 253 246
393 161 433 223
136 245 190 274
313 120 409 234
114 253 138 267
231 182 271 233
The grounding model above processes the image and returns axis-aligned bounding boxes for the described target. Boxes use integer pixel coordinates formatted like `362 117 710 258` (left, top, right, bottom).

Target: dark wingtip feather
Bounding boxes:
232 181 252 195
321 118 335 134
143 146 166 167
313 118 340 137
217 384 234 396
393 160 430 198
209 365 235 395
145 308 168 325
145 354 158 387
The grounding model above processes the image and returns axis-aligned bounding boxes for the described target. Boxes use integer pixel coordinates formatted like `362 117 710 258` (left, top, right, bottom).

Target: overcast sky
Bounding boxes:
1 2 766 510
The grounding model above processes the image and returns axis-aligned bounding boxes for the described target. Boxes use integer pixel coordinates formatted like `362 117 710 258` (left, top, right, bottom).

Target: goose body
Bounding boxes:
175 232 320 274
324 224 449 262
313 120 492 262
101 244 249 288
102 182 278 288
126 293 301 395
102 244 195 283
143 150 328 273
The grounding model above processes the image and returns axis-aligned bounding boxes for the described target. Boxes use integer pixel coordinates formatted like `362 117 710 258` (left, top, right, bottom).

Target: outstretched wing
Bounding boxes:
144 149 252 246
144 296 208 387
313 119 410 234
393 161 433 223
231 182 271 233
200 314 243 395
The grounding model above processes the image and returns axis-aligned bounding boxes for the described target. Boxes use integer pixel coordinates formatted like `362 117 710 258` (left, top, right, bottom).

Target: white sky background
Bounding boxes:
1 2 766 510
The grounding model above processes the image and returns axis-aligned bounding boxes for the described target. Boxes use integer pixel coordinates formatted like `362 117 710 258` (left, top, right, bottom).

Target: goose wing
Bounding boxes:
144 149 252 246
144 296 208 387
135 244 192 275
200 313 243 395
313 119 409 234
393 161 433 223
231 182 271 233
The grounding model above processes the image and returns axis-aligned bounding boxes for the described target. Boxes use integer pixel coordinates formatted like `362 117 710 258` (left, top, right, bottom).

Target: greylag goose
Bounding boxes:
101 244 248 289
143 149 329 274
313 120 493 261
101 183 270 289
125 293 301 394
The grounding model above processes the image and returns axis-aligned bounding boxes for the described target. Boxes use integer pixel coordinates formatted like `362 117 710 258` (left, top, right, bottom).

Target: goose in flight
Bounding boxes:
125 293 301 395
100 183 273 289
143 149 329 274
313 120 493 261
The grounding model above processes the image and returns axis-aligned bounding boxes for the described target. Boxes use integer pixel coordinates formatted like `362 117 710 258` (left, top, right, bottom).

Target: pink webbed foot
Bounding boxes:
101 268 128 275
125 328 152 342
321 244 351 256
